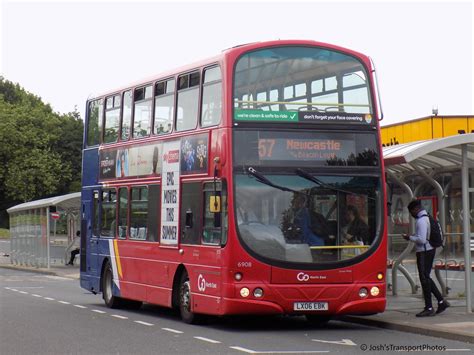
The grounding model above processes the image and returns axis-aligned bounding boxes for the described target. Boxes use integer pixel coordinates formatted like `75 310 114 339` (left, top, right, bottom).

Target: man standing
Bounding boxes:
402 200 449 317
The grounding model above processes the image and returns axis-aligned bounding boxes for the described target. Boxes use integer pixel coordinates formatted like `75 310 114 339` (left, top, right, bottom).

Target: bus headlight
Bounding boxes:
359 288 368 298
370 286 380 297
240 287 250 298
253 288 264 298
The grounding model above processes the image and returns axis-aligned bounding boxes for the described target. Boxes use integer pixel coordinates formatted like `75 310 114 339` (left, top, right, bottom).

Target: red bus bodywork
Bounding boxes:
81 40 387 322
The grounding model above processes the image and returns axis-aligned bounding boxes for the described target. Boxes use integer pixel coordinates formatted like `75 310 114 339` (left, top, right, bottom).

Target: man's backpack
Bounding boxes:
419 213 444 248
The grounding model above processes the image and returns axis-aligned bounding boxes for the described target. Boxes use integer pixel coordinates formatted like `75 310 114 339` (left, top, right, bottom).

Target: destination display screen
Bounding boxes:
234 130 379 167
258 138 355 162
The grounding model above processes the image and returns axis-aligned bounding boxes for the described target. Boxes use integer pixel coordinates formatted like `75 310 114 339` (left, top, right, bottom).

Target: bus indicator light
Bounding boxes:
377 272 384 280
234 272 243 281
359 288 368 298
253 288 264 298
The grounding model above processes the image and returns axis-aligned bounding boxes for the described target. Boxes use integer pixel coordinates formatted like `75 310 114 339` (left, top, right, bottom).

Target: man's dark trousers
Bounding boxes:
416 248 443 309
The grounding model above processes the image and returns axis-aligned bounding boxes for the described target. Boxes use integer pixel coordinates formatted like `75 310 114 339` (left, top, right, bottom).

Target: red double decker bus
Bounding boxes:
80 40 387 324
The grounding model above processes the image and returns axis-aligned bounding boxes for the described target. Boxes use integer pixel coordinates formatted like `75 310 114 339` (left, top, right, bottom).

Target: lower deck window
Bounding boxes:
130 186 148 240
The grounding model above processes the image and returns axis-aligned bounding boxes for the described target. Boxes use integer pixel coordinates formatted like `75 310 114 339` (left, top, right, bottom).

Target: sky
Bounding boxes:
0 0 472 126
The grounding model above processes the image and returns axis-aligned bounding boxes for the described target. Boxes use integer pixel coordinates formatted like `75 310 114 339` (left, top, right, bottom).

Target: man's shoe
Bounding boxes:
436 300 450 314
416 308 436 317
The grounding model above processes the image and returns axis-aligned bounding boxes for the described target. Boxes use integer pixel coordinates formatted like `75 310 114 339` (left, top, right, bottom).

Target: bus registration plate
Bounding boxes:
293 302 328 311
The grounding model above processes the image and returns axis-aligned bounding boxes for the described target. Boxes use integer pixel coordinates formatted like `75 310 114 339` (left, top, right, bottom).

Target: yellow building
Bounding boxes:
381 115 474 146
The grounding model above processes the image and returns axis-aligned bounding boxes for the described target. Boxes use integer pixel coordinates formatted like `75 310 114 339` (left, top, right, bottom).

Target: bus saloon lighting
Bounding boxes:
240 287 250 298
253 288 264 298
370 287 380 297
358 288 368 298
234 272 243 281
377 272 384 280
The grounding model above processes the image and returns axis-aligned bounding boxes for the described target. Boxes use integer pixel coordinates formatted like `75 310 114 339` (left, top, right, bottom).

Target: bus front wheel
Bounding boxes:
179 271 204 324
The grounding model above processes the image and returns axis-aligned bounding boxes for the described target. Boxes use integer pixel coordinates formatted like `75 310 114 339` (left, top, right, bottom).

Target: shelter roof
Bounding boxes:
7 192 81 214
383 133 474 175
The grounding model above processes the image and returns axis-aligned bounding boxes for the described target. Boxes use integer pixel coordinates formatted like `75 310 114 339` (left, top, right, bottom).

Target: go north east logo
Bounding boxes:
197 274 217 292
297 272 327 282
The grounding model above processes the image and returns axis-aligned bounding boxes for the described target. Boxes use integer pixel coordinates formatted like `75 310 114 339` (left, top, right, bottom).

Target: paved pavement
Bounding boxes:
1 253 473 344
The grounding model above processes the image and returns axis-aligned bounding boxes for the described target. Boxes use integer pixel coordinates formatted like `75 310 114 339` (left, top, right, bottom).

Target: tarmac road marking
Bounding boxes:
58 301 71 305
19 291 28 294
44 297 55 301
74 305 87 309
229 347 329 354
43 275 71 281
312 338 356 346
92 309 106 314
134 320 154 326
162 327 183 334
111 314 128 319
31 294 42 297
194 336 221 344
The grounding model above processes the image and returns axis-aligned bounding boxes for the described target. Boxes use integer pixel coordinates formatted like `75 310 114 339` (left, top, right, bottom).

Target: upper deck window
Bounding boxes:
133 85 153 138
87 99 103 147
201 66 222 127
121 90 132 141
154 78 175 135
233 46 373 122
104 94 121 144
177 71 200 131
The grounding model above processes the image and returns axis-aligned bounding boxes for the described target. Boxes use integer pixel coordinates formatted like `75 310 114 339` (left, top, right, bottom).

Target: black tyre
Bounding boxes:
102 261 143 310
178 271 204 324
102 261 123 308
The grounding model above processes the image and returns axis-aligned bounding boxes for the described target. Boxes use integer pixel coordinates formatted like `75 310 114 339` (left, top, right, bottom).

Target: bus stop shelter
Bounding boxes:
7 192 81 269
383 133 474 313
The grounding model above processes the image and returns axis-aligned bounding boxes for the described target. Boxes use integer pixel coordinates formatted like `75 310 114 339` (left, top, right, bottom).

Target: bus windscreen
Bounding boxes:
233 46 373 124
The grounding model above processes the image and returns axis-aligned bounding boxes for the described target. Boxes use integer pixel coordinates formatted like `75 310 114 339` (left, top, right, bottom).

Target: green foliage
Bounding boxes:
0 228 10 239
0 77 83 227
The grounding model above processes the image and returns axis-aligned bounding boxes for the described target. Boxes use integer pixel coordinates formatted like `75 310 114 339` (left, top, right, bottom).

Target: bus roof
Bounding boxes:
90 39 372 101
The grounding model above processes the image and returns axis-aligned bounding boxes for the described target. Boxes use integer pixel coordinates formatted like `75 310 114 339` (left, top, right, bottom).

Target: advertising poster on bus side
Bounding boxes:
180 134 208 175
160 140 180 246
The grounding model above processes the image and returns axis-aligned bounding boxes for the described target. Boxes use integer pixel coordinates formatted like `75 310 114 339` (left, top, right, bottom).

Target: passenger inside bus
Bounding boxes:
342 205 369 245
292 194 325 247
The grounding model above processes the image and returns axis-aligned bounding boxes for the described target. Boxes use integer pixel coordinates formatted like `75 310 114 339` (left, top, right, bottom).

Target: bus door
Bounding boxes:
89 189 101 278
80 200 88 273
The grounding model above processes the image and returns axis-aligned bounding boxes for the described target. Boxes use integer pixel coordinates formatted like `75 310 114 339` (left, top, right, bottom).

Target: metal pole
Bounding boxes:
46 207 50 269
461 145 471 313
386 171 416 295
412 165 446 231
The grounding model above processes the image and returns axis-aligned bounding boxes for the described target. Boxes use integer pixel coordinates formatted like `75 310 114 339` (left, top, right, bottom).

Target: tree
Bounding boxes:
0 77 83 227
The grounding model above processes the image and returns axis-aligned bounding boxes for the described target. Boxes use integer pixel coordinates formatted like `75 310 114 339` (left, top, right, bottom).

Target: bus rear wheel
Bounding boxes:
179 271 204 324
102 261 122 308
102 261 142 309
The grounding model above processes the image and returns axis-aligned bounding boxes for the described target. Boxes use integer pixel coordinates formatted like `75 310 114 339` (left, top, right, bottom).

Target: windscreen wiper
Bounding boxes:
295 168 375 200
247 167 297 193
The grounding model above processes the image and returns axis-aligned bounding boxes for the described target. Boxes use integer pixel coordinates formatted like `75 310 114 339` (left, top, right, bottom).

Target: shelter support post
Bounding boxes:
46 207 50 269
461 144 472 313
387 172 417 295
412 165 446 230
